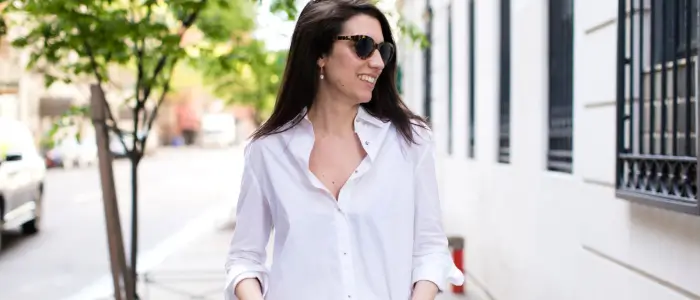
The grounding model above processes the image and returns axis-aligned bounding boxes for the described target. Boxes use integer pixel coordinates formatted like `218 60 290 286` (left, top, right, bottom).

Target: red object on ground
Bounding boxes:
448 237 465 294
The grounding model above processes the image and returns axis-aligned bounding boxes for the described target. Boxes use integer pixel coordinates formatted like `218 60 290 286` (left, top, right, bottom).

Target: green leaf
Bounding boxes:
269 0 297 21
0 17 6 36
5 0 422 135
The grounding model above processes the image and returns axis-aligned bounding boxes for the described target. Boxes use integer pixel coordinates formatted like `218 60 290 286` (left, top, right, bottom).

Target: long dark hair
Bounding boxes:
251 0 428 144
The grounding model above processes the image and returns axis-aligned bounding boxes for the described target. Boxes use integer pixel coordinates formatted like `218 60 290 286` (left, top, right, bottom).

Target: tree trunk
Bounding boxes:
90 84 133 300
129 155 140 298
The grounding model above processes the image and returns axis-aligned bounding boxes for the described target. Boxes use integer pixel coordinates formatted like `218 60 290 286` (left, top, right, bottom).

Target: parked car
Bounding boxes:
0 118 46 250
198 113 237 148
109 128 160 158
44 134 97 169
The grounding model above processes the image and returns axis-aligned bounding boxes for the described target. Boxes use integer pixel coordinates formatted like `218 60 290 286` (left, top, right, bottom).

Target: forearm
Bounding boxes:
411 280 439 300
234 278 264 300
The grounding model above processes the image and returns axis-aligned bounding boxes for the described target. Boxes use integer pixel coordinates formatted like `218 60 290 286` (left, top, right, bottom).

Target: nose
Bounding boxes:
367 49 385 70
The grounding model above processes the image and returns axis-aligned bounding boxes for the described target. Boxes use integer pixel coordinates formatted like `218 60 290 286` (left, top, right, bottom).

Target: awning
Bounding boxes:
39 96 74 117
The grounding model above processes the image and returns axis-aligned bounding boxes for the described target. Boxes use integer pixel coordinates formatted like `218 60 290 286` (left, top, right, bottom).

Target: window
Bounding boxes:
468 0 476 158
498 0 511 163
424 5 433 122
447 3 454 154
547 0 574 172
616 0 699 215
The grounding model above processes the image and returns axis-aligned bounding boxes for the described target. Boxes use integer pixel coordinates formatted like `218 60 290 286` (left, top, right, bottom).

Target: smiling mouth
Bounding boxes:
358 75 377 84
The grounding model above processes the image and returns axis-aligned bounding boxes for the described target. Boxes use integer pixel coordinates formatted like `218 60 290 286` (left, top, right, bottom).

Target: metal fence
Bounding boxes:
616 0 700 215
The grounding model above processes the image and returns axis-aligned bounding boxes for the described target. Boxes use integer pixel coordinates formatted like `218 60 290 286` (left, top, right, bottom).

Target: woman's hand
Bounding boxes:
410 280 439 300
234 278 265 300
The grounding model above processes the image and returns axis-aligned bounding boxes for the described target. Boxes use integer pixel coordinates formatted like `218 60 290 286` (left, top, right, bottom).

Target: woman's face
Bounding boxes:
318 14 386 104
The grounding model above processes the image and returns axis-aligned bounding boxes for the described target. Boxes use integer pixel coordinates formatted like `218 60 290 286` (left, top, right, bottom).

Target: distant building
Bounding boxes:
399 0 700 299
0 20 22 120
0 16 47 140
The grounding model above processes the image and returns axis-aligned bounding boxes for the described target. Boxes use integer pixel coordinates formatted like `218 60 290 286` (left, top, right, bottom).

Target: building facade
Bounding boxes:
398 0 700 299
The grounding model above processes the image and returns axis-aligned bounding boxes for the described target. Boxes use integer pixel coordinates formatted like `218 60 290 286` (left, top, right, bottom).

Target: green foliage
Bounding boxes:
0 17 6 36
262 0 427 48
268 0 298 20
199 0 255 42
0 0 238 162
0 2 426 298
39 104 90 150
192 39 286 120
397 16 429 48
193 0 427 119
1 0 426 141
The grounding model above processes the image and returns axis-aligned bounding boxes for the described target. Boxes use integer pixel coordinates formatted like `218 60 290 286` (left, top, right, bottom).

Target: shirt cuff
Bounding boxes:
224 266 269 300
411 257 465 293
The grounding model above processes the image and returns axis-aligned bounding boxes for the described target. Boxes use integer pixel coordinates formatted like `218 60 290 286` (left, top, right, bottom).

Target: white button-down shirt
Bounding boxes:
224 107 464 300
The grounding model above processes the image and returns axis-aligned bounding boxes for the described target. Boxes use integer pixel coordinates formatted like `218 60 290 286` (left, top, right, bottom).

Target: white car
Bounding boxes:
0 118 46 250
199 113 237 148
45 135 97 169
109 129 160 158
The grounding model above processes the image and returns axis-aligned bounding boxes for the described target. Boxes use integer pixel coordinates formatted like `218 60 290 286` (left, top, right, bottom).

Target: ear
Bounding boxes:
317 56 326 69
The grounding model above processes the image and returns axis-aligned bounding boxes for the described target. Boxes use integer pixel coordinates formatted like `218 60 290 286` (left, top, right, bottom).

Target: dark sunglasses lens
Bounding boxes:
379 43 394 63
354 36 375 58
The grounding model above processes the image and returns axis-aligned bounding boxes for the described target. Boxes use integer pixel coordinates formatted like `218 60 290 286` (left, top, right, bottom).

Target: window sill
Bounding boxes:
616 188 700 216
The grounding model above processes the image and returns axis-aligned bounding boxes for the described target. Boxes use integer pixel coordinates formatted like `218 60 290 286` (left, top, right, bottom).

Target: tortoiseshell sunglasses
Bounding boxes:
335 35 395 64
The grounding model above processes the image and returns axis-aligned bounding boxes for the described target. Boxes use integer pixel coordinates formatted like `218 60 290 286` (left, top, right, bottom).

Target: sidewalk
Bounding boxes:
134 219 489 300
135 221 234 300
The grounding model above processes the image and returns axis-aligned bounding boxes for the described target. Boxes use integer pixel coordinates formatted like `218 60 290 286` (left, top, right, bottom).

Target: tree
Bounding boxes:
0 17 6 36
193 39 286 122
0 0 258 298
195 0 427 120
1 0 424 298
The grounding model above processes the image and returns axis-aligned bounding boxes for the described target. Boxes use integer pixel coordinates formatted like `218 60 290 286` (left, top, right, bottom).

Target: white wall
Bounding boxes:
399 0 700 299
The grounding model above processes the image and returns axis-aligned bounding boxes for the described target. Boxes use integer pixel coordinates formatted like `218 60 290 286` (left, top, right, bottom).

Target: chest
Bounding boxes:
308 134 366 199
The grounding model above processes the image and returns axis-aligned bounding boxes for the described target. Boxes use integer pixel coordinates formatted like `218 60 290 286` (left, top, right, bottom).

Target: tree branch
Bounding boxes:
134 3 153 104
141 0 208 103
140 58 177 154
83 39 130 156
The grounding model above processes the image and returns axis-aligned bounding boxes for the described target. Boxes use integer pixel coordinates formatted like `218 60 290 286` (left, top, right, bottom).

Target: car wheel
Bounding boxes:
21 189 42 235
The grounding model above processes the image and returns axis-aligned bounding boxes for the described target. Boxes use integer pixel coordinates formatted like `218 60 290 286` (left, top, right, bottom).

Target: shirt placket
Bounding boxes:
335 177 359 299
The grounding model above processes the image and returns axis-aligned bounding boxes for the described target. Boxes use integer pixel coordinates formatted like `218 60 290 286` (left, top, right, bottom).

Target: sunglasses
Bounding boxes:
336 35 395 64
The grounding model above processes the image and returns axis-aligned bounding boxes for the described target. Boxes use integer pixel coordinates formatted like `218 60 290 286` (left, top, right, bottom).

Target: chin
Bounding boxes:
356 92 373 103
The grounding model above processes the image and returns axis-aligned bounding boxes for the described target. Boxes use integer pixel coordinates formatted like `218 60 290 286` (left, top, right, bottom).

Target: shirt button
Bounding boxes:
354 170 358 174
365 141 369 145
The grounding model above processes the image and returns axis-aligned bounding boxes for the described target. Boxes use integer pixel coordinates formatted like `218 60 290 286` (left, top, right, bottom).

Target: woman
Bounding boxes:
225 0 464 299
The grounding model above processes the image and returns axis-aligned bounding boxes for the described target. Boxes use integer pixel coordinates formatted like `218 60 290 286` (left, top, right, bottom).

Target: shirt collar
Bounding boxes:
282 105 390 168
355 105 389 128
297 105 389 128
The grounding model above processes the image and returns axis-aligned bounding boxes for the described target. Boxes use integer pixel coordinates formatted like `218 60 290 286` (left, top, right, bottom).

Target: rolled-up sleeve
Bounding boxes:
411 131 465 292
224 145 273 300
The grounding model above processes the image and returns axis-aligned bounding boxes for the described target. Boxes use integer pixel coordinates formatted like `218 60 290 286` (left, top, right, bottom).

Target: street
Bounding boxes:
0 146 243 300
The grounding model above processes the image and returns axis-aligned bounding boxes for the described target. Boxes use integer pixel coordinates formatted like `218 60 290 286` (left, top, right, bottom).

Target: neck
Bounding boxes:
308 91 358 138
